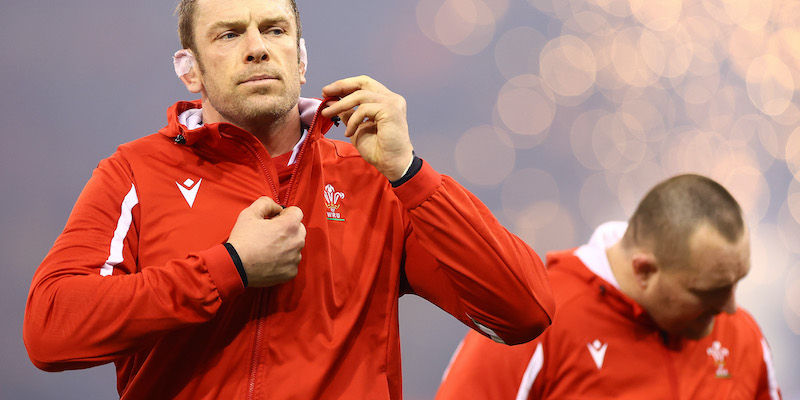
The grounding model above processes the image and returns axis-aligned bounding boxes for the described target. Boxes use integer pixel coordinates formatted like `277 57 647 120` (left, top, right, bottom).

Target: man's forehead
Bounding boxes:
195 0 295 27
685 228 750 290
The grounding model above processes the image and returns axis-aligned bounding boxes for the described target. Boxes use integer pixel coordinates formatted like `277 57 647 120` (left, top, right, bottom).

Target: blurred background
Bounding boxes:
2 0 798 398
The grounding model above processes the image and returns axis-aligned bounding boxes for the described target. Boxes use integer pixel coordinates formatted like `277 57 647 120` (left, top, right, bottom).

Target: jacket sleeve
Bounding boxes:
755 337 782 400
394 160 555 345
23 152 245 372
436 328 546 400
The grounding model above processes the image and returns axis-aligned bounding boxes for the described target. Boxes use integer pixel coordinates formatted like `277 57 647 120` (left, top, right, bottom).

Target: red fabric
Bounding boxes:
23 99 554 399
436 250 781 400
272 150 293 202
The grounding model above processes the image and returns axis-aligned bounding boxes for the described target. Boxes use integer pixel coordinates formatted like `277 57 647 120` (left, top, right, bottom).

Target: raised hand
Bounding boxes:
320 76 414 181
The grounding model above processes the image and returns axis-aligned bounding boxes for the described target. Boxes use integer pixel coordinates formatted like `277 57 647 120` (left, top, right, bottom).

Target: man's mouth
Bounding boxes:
240 74 278 85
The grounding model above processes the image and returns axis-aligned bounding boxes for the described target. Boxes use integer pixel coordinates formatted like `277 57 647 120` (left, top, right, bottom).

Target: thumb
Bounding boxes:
247 196 284 220
274 206 304 224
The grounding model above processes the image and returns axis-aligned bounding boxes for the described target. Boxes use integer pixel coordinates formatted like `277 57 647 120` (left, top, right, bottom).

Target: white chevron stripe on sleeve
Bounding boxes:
101 184 138 277
515 343 543 400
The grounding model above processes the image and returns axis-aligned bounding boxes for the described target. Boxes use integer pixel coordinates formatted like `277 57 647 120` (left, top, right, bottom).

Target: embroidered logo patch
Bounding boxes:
176 178 202 208
706 340 731 378
587 340 608 370
323 184 345 221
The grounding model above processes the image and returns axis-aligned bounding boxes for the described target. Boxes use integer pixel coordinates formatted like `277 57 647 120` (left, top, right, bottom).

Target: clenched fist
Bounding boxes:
227 197 306 287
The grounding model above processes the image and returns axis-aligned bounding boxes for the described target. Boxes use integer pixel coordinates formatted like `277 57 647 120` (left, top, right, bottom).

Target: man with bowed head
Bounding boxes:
437 174 782 400
23 0 555 398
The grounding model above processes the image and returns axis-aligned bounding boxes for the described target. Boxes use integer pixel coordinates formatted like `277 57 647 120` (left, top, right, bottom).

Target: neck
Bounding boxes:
240 108 303 156
201 102 303 157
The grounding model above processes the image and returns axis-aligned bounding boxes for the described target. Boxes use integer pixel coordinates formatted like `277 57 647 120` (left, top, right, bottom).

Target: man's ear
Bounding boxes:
299 38 307 85
299 61 307 85
174 49 203 93
631 253 658 288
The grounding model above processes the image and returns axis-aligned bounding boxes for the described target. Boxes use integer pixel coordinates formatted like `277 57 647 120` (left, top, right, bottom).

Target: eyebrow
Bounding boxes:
208 16 291 33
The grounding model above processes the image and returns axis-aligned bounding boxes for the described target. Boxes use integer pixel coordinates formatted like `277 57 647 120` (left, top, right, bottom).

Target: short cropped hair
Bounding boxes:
622 174 745 267
175 0 302 54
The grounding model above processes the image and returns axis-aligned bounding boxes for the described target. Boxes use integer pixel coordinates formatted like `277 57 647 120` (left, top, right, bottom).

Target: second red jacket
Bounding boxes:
437 222 781 400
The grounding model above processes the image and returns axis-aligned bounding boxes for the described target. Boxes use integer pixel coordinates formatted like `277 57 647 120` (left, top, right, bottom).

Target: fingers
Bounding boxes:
275 206 304 225
320 75 398 119
242 196 284 220
321 75 388 99
343 103 384 138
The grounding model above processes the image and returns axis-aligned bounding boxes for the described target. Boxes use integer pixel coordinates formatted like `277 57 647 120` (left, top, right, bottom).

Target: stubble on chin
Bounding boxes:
213 85 300 127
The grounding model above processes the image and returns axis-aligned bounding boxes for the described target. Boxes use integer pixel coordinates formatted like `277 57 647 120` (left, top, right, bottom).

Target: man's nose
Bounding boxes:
244 29 268 62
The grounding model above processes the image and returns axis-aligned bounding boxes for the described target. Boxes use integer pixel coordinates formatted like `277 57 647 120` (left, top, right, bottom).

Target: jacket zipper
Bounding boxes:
229 115 321 400
221 132 281 201
247 293 266 400
281 112 319 205
219 132 280 400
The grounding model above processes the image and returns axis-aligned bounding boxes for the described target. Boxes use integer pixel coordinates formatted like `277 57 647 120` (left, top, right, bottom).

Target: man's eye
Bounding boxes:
220 32 238 40
266 28 284 36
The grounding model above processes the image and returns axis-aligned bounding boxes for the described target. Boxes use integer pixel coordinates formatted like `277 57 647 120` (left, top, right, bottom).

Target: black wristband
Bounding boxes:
224 243 248 288
390 154 423 188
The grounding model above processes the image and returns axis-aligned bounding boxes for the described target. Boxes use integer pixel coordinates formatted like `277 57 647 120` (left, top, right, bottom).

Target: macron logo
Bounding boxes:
587 340 608 369
176 178 202 208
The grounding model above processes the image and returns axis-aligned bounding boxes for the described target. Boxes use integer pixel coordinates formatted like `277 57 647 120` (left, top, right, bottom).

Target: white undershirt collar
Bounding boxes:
573 221 628 289
177 107 309 166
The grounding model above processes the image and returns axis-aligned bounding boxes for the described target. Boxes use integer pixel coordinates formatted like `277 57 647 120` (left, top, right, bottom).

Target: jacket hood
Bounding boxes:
158 97 339 146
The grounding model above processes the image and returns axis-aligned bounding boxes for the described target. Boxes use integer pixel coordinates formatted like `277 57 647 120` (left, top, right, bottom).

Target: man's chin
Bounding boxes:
239 97 299 119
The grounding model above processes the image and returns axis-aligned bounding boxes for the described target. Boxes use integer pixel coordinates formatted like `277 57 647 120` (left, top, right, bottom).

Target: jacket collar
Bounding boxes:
549 221 652 323
158 97 338 146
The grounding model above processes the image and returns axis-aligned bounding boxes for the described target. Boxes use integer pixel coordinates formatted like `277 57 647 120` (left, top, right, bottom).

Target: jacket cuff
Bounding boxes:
196 244 246 302
390 154 422 187
391 159 442 209
224 243 248 288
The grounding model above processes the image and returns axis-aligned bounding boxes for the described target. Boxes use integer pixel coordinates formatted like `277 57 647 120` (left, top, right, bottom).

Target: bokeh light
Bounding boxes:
629 0 682 31
495 74 557 139
748 223 792 286
514 202 577 256
494 27 547 79
719 165 770 225
454 125 516 185
540 35 598 97
788 175 800 224
611 27 660 87
786 127 800 176
777 201 800 255
591 111 648 173
571 109 610 170
746 55 795 116
616 160 664 215
501 168 560 222
417 0 800 393
416 0 497 55
579 172 627 227
782 266 800 335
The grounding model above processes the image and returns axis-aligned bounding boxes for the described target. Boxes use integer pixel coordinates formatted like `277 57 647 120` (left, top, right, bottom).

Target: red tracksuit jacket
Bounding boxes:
437 222 781 400
24 98 555 399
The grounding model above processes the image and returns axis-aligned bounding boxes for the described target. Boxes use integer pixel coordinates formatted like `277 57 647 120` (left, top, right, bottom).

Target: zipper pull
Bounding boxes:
174 134 186 145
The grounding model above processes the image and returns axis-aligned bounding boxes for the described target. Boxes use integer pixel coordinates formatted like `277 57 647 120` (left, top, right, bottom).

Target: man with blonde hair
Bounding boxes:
23 0 555 398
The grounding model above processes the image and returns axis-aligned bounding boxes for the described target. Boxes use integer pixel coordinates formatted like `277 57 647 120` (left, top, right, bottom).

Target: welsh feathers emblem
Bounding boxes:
323 184 346 221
